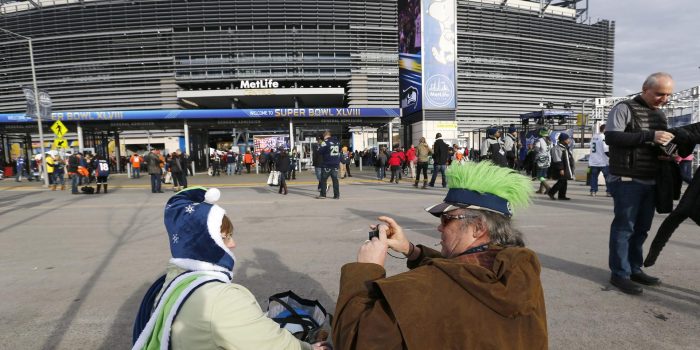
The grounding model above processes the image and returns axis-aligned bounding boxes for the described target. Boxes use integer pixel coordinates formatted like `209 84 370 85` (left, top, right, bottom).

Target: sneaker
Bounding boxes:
630 271 661 286
333 197 340 200
610 276 643 295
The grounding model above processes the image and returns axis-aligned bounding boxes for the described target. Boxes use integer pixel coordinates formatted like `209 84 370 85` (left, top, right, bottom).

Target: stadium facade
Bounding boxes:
0 0 614 164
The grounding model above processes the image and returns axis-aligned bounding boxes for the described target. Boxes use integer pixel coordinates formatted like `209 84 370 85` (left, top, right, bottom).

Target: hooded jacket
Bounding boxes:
333 246 547 350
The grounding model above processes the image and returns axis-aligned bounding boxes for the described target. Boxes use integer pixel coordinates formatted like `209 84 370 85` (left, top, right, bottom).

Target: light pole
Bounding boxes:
0 27 50 187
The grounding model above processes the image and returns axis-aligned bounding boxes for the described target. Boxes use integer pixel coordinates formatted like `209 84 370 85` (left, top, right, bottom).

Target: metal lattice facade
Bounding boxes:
455 0 615 132
1 0 613 133
0 0 399 113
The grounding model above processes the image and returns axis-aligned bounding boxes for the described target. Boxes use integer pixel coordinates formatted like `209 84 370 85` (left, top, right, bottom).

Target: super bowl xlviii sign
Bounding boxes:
240 79 279 88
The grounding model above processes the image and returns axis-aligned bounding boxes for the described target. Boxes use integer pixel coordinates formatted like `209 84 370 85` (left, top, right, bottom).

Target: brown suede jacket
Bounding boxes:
332 245 548 350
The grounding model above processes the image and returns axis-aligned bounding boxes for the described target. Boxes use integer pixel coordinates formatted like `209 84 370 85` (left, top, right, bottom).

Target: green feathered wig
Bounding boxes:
425 161 532 217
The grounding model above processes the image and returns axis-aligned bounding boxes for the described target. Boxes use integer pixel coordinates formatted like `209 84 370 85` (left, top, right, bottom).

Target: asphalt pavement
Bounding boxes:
0 166 698 349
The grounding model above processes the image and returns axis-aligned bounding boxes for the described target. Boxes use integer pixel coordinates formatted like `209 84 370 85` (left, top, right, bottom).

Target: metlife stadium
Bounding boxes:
0 0 613 168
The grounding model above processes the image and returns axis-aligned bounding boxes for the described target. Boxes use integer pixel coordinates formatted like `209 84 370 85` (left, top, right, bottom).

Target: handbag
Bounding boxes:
267 171 280 186
164 171 172 184
267 291 331 343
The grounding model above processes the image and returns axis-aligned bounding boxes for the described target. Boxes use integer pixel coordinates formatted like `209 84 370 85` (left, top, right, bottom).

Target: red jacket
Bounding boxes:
405 147 417 161
388 151 406 166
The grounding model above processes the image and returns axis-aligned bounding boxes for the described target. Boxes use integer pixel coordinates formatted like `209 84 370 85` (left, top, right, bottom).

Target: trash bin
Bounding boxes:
3 166 13 177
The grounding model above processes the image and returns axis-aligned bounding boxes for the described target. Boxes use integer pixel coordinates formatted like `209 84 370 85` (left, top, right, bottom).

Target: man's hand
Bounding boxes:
377 216 410 255
559 170 565 176
654 131 675 145
357 228 388 266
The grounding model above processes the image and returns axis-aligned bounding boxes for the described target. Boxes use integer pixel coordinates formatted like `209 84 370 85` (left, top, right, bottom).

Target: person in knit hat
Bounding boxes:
333 162 547 349
547 132 575 200
480 127 508 167
133 187 330 350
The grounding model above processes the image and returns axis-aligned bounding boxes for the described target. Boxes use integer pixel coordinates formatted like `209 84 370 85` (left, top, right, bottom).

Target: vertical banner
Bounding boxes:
21 86 52 119
398 0 423 116
22 86 37 118
422 0 456 109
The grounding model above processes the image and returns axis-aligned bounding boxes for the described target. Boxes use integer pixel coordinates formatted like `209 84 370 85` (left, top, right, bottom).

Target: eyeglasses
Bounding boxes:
440 213 470 226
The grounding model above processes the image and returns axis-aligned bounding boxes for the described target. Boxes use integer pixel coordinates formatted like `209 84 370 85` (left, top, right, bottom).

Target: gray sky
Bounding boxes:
587 0 700 96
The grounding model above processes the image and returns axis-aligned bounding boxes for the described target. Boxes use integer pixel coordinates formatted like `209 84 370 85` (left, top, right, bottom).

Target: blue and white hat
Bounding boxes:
163 187 235 273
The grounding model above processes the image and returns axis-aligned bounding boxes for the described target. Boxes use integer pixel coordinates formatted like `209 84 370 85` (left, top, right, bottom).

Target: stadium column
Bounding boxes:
184 120 193 174
77 122 84 153
289 119 294 157
388 121 393 148
114 131 121 173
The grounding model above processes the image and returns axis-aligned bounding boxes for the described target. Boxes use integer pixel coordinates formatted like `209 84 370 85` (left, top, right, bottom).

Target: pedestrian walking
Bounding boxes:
547 133 574 200
145 149 164 193
94 155 110 193
429 133 449 187
589 124 611 196
317 131 341 199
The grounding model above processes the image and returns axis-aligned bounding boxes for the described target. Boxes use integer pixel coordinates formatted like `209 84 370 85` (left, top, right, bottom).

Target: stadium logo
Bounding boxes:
240 79 280 89
401 86 419 110
425 74 454 107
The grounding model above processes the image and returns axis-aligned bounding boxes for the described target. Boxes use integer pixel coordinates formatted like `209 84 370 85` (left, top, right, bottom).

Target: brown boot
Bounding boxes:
60 184 65 191
422 180 427 189
536 183 544 194
51 184 57 191
96 184 102 194
103 184 108 193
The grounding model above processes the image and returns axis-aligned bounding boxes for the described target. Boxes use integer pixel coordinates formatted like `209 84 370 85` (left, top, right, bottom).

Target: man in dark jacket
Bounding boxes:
547 133 574 200
605 72 675 295
317 131 341 199
144 149 164 193
429 133 450 187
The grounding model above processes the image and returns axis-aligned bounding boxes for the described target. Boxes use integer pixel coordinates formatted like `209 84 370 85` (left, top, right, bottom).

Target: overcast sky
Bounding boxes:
587 0 700 96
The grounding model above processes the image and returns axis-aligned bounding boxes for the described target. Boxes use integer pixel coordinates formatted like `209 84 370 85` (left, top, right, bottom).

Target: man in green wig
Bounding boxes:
333 162 548 349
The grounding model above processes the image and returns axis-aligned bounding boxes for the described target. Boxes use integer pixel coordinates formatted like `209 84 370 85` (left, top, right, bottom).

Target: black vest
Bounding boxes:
609 96 668 179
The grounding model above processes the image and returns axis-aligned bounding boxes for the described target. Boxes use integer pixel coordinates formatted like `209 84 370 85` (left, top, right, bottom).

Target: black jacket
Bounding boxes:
276 153 291 172
432 139 450 165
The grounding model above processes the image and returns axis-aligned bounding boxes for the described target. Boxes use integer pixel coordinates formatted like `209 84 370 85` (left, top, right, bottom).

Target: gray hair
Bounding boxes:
642 72 673 89
460 209 525 247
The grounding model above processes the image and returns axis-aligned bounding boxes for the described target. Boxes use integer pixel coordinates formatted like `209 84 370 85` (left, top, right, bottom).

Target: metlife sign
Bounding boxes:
239 79 280 89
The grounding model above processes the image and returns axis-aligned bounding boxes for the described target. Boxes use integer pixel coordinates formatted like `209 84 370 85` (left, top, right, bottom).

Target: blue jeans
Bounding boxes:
608 180 656 279
589 166 610 193
150 173 162 193
679 161 692 185
320 168 339 198
227 163 235 175
71 174 80 193
315 167 323 190
376 166 385 180
429 164 447 187
133 167 140 178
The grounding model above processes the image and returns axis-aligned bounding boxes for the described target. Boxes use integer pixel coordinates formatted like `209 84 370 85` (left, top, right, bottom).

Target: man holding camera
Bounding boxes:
333 162 547 349
605 72 675 295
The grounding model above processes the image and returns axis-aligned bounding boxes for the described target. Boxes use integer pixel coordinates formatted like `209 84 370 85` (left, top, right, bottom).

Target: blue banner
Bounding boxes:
399 0 423 116
0 108 400 123
422 0 456 109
